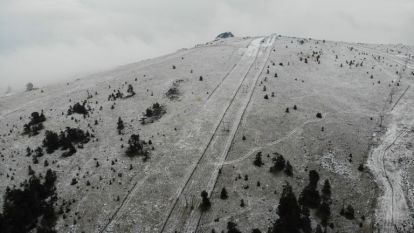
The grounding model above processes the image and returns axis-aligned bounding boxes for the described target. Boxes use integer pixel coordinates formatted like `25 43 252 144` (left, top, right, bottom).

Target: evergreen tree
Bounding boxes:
321 180 331 201
43 131 60 154
299 206 312 233
227 222 241 233
253 152 264 167
126 134 147 158
285 161 293 176
270 154 285 173
317 200 331 226
270 183 301 233
220 187 228 200
117 117 125 135
298 170 321 209
200 190 211 211
309 170 320 188
341 205 355 220
127 84 135 97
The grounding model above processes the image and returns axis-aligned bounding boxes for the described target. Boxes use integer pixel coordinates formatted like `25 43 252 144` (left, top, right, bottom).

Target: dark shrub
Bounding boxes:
23 111 46 136
285 161 293 176
125 134 150 160
270 154 285 173
253 152 264 167
220 187 228 200
117 117 125 135
341 205 355 220
68 102 88 115
200 190 211 211
43 131 60 154
227 221 241 233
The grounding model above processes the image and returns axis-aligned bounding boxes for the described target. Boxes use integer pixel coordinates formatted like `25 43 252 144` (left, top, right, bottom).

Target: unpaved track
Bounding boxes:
98 36 268 233
366 52 414 232
159 35 275 233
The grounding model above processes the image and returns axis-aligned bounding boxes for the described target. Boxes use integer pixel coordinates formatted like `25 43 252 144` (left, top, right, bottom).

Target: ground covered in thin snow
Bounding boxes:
0 34 413 233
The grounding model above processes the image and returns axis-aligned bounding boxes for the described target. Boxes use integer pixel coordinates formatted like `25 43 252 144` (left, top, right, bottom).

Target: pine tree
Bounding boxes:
126 134 146 157
200 190 211 211
253 152 264 167
127 84 135 97
309 170 320 188
270 154 285 173
299 206 312 233
321 180 331 201
298 170 321 209
240 199 245 207
285 161 293 176
117 117 125 135
270 183 301 233
317 200 331 226
43 131 60 154
227 222 241 233
220 187 228 200
341 205 355 220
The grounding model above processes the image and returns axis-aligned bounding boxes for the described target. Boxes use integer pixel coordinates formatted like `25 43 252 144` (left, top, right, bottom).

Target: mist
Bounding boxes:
1 0 413 92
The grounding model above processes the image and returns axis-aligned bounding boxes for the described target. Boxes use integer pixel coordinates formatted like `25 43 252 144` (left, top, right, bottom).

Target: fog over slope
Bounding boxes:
1 0 414 91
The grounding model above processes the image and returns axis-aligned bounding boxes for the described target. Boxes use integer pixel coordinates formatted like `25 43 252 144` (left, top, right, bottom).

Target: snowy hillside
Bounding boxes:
1 34 414 233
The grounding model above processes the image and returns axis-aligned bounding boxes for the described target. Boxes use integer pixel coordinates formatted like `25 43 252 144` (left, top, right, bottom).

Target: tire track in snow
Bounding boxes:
157 36 266 233
366 55 413 232
98 41 252 233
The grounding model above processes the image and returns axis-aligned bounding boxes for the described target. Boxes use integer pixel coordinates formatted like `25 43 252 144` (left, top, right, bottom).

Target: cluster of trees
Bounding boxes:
144 103 164 118
26 146 44 164
140 102 166 125
297 170 332 228
271 171 333 233
165 80 182 100
270 183 312 233
43 127 91 157
23 111 46 136
0 169 58 233
345 60 363 68
269 154 293 177
67 101 88 115
125 134 151 161
108 84 135 101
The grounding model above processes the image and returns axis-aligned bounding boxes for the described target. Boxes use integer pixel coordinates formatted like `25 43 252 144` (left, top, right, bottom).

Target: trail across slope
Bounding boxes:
366 52 414 232
159 35 275 233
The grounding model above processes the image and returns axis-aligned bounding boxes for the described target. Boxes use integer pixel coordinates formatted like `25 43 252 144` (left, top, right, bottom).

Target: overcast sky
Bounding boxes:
1 0 413 90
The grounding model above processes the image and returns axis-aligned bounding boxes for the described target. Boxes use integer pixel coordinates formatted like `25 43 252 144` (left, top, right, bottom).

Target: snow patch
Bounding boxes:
320 153 356 180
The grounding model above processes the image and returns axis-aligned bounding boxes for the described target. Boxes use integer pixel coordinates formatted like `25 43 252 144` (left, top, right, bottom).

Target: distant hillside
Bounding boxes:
1 34 413 233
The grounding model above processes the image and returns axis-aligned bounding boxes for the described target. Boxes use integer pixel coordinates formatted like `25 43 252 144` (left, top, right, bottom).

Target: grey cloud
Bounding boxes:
1 0 413 91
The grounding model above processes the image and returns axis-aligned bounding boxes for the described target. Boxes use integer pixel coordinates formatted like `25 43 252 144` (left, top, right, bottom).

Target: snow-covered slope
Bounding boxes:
1 34 413 233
